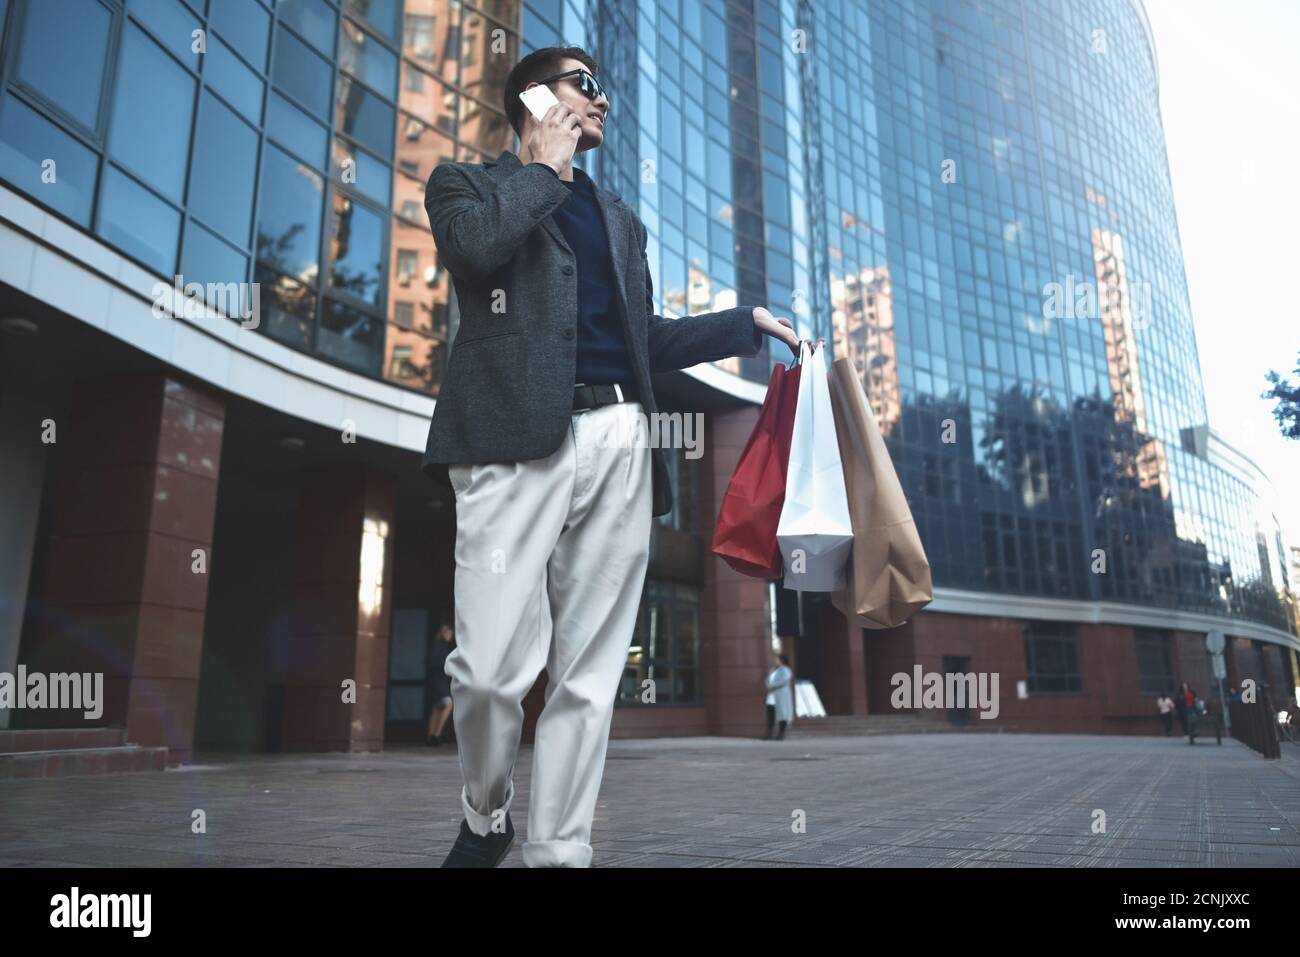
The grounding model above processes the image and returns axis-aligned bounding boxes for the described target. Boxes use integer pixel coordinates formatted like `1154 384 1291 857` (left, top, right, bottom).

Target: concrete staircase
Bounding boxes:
0 728 168 779
783 713 1011 737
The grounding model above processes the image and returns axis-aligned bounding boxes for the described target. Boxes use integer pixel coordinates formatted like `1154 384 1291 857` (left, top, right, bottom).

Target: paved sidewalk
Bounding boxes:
1 734 1297 867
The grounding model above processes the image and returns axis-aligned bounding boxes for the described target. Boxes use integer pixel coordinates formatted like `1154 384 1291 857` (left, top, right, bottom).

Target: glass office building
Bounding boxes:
1 0 1295 765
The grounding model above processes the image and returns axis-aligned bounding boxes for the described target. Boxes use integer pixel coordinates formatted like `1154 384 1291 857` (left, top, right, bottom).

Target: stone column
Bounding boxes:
0 389 49 729
27 375 224 764
700 404 772 736
281 465 396 752
818 601 869 715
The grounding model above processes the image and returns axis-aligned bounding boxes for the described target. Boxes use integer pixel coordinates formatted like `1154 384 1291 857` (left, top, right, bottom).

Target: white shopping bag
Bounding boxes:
776 340 853 591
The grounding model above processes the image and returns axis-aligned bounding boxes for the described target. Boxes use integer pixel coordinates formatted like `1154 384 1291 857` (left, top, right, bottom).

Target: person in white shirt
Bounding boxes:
763 653 794 741
1156 691 1175 736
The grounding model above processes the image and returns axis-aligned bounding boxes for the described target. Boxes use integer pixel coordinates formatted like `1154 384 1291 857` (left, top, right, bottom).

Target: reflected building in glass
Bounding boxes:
0 0 1295 764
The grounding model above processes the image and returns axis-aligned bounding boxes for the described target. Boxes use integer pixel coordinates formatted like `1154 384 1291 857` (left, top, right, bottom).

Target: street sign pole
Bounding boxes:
1206 631 1230 734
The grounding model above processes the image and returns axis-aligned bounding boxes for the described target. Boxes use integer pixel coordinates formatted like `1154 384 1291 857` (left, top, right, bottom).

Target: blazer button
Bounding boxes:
561 264 574 275
562 328 574 340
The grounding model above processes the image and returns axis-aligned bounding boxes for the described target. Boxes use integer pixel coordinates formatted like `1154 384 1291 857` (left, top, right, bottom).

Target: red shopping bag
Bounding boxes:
710 361 802 579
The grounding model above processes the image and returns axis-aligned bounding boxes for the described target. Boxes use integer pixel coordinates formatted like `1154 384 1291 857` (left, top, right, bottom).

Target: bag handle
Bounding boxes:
792 337 823 367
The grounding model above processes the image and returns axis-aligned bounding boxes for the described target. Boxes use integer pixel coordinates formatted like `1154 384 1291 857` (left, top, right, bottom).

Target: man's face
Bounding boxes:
524 56 609 152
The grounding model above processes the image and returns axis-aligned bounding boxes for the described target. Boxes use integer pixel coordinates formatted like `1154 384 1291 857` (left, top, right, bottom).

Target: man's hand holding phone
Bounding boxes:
521 90 582 175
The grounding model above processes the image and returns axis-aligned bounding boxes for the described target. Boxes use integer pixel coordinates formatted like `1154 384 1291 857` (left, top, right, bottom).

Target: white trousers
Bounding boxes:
445 400 653 867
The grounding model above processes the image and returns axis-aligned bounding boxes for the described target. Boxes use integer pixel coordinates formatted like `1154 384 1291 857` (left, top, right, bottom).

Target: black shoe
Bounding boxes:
441 814 514 868
425 733 442 747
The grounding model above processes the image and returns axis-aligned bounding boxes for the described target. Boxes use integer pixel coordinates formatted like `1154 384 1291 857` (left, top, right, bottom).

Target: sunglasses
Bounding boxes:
535 69 609 108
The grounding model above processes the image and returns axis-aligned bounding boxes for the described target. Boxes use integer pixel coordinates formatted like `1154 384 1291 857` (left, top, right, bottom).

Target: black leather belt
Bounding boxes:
573 381 639 412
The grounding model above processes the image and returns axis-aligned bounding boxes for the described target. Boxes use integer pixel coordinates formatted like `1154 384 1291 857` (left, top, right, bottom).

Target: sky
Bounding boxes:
1142 0 1300 547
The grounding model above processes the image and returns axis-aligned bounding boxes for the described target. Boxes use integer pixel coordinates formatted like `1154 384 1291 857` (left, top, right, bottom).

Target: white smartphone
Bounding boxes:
519 84 560 122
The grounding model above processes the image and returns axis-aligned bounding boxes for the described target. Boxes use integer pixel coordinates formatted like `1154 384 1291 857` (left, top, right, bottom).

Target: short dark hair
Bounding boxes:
503 46 600 136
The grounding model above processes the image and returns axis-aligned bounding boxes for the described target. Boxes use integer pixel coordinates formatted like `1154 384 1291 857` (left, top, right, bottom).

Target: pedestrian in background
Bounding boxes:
762 653 794 741
1157 691 1175 736
1176 682 1191 737
1183 684 1199 744
426 623 456 747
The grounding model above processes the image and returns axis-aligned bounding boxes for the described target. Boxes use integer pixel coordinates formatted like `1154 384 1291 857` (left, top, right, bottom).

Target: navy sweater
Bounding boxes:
533 162 634 385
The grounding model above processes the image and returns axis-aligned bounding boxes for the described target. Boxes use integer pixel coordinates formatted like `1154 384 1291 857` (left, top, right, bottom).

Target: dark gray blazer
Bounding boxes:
421 148 762 518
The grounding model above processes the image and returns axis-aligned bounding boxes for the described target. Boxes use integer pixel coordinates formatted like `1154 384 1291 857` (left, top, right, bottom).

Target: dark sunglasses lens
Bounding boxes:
581 73 604 100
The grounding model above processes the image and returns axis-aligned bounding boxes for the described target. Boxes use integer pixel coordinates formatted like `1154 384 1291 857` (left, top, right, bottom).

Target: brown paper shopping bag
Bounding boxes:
826 356 933 628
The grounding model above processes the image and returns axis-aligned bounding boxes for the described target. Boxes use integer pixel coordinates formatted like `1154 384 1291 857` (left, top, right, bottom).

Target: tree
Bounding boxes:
1263 352 1300 440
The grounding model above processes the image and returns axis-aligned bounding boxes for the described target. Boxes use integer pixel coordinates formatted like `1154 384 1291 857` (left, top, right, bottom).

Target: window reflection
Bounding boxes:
15 0 111 130
344 0 402 43
255 265 315 349
320 297 383 373
273 23 333 118
97 165 179 275
188 93 259 247
458 7 516 112
620 579 702 705
340 16 399 96
109 24 195 203
0 93 98 224
399 64 458 137
329 191 385 306
336 74 396 160
401 0 461 83
256 144 325 285
278 0 338 56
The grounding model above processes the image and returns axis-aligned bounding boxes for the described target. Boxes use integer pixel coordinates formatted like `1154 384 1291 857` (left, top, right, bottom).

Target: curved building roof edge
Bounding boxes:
1127 0 1160 92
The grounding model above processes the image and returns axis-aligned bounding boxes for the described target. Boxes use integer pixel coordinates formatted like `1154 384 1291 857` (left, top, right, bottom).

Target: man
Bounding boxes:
421 46 798 868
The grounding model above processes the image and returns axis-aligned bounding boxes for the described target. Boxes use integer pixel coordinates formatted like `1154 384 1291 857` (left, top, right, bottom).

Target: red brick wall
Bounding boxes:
874 611 1214 735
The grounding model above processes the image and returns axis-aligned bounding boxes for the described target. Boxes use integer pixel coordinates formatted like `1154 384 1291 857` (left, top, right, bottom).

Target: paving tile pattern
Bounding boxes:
1 735 1297 868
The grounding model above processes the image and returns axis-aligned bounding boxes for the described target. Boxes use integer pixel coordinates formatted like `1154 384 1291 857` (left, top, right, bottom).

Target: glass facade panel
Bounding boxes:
0 93 98 224
319 296 383 372
340 17 399 96
256 143 325 283
272 22 333 118
255 263 315 348
205 34 265 124
344 0 402 43
14 0 111 130
333 138 392 209
278 0 337 56
266 91 329 169
181 218 248 295
335 75 396 160
188 92 258 246
96 164 179 275
328 191 385 305
128 0 202 69
208 0 270 71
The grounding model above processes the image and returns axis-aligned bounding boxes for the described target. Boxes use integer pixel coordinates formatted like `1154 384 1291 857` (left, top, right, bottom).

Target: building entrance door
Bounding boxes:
943 655 972 725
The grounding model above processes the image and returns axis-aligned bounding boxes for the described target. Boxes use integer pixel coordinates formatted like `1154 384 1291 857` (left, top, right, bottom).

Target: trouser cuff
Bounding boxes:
462 781 514 837
521 839 593 868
